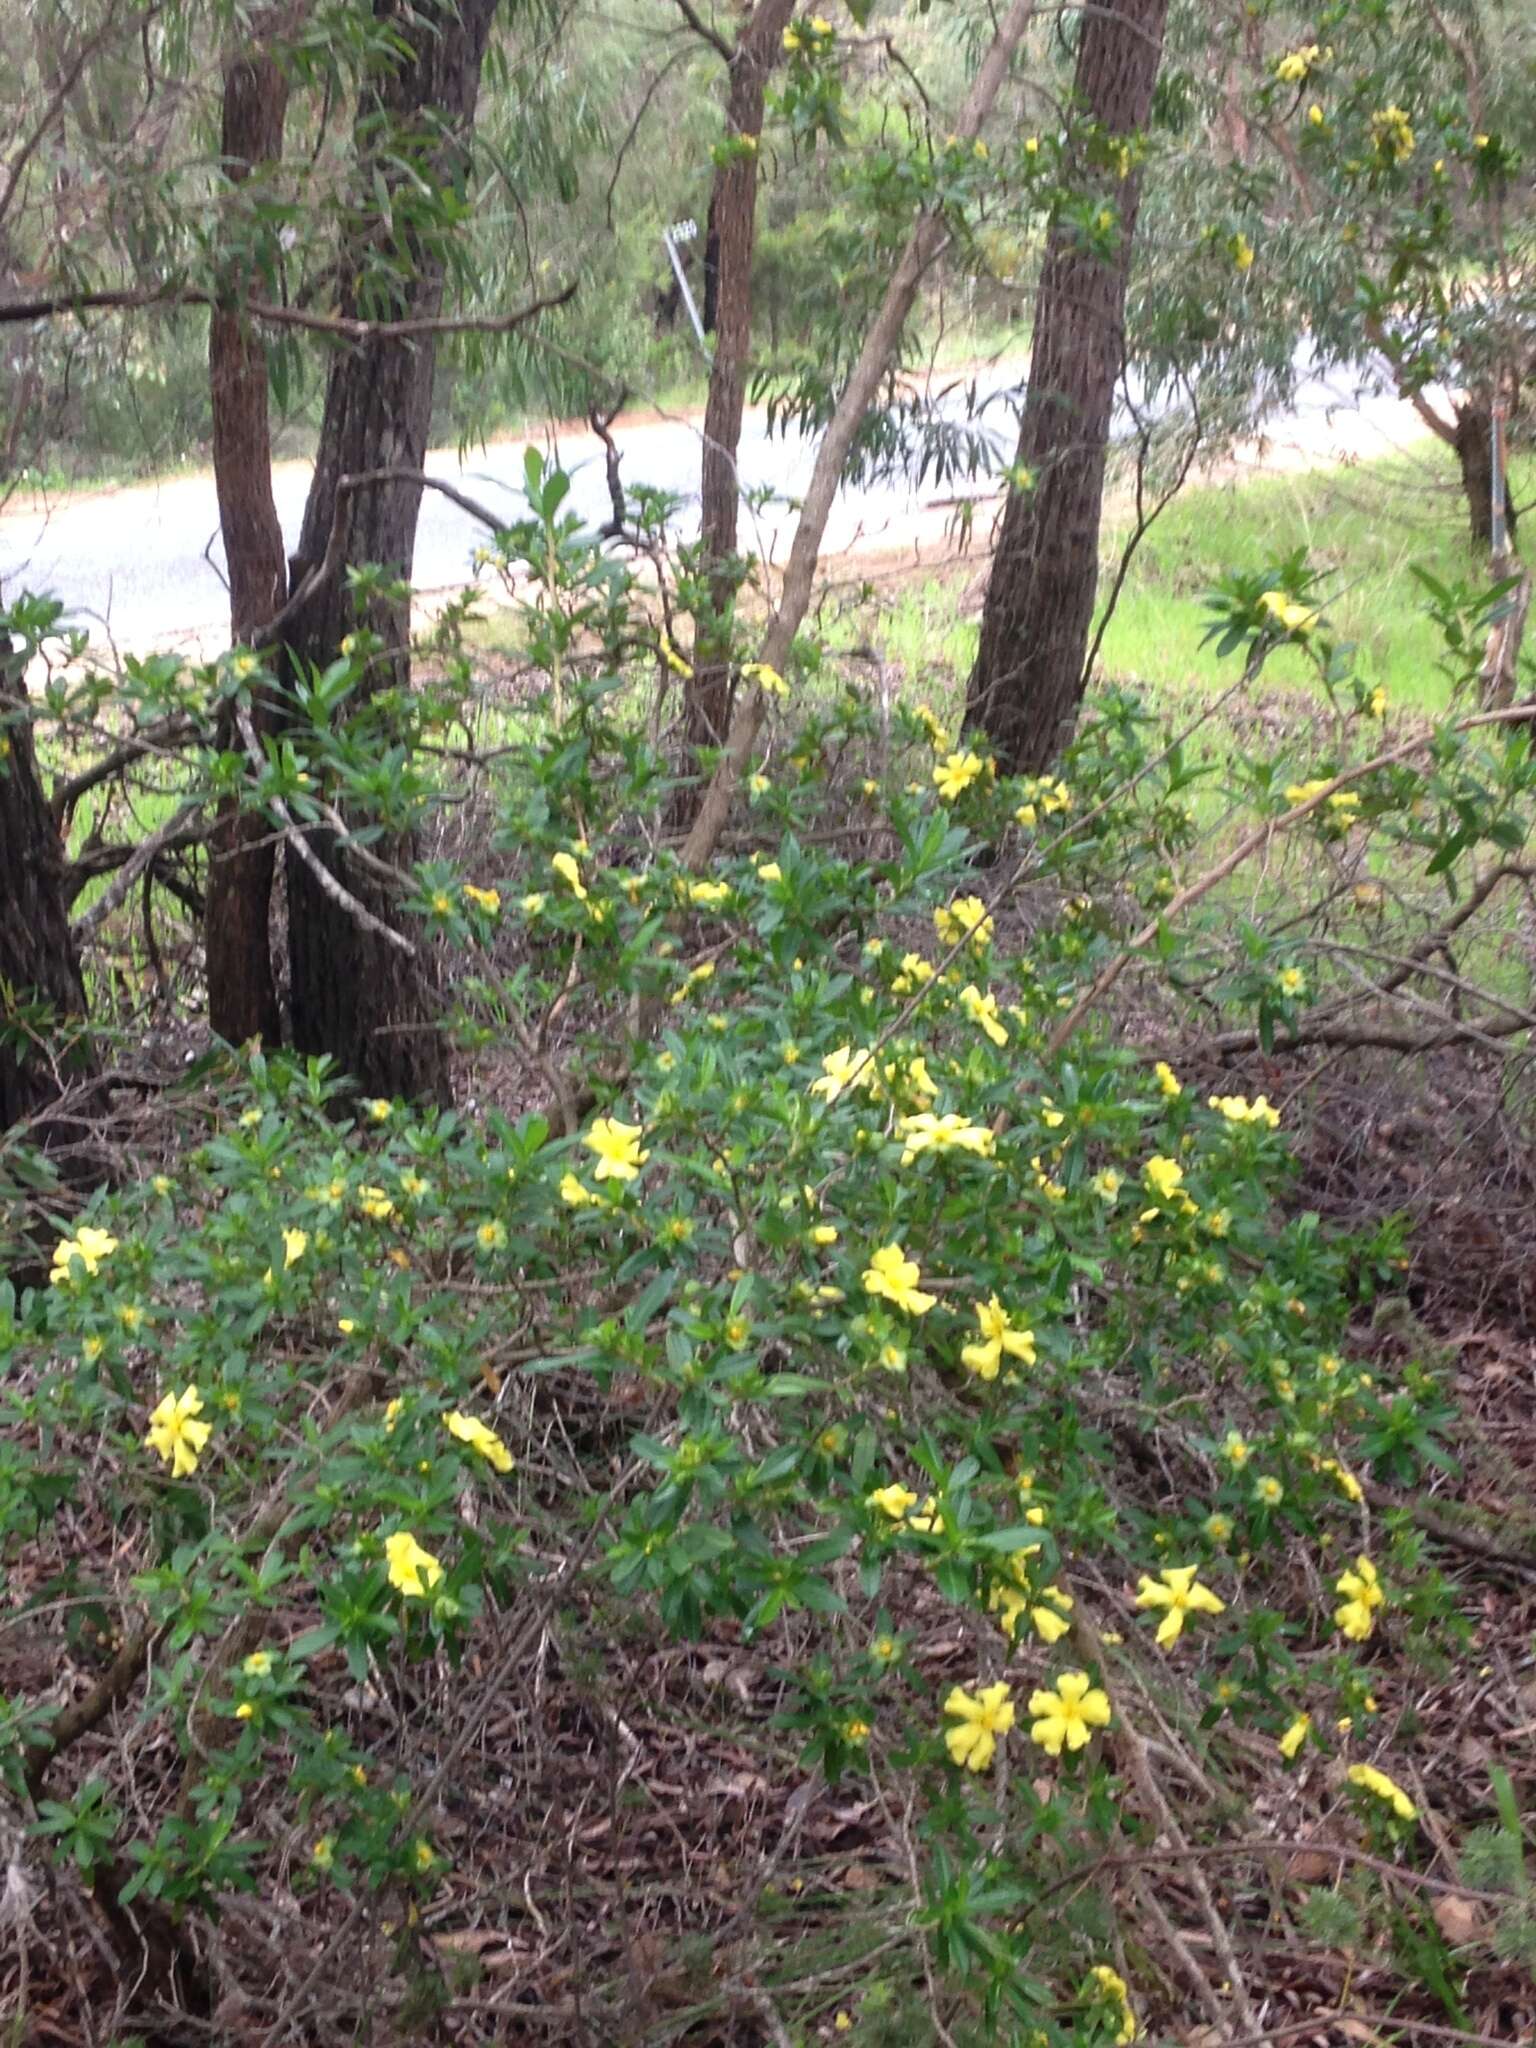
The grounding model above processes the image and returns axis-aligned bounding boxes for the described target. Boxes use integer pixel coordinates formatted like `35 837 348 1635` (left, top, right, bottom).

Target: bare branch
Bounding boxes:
0 277 576 342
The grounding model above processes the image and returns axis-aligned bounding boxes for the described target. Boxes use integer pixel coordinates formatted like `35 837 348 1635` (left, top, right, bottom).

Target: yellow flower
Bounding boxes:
584 1116 648 1183
1028 1671 1112 1756
867 1482 918 1520
1232 231 1255 272
959 984 1008 1047
463 883 501 914
1024 1583 1074 1644
234 1700 255 1720
414 1837 436 1872
658 627 692 678
1208 1093 1280 1128
686 878 731 908
1369 105 1415 164
895 1112 995 1166
144 1386 212 1477
560 1172 595 1207
913 702 950 751
1258 590 1317 636
443 1409 514 1474
943 1681 1014 1771
383 1397 403 1432
1334 1554 1384 1641
1221 1429 1250 1469
242 1651 274 1678
280 1227 308 1269
1090 1169 1122 1204
1254 1475 1283 1507
903 1054 938 1103
933 750 990 801
741 660 788 698
1135 1565 1224 1646
312 1836 335 1871
961 1296 1035 1379
551 851 588 901
1141 1154 1183 1202
385 1530 443 1599
1275 42 1322 83
50 1225 119 1285
476 1219 507 1252
933 895 993 949
1319 1455 1364 1503
1279 1713 1311 1761
1277 965 1307 998
862 1242 936 1316
1308 101 1324 125
1153 1061 1182 1098
809 1044 876 1104
1086 1964 1138 2045
811 1223 839 1246
1348 1762 1416 1821
358 1185 395 1221
756 861 783 884
364 1097 392 1123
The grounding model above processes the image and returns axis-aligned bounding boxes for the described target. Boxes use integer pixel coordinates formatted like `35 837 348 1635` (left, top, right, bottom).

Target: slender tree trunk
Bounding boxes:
1454 391 1517 552
282 0 497 1105
966 0 1169 774
686 0 795 755
206 42 289 1049
0 639 93 1136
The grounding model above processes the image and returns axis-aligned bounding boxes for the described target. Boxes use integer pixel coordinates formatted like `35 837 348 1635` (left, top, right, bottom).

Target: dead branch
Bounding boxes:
70 798 203 940
0 277 577 343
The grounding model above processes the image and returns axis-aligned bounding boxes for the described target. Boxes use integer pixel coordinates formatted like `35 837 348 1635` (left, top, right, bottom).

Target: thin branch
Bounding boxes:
0 277 576 343
70 798 202 940
667 0 734 63
233 703 415 954
1045 698 1536 1055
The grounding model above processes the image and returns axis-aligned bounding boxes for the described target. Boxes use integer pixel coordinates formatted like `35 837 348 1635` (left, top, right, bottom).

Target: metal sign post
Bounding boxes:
662 218 710 359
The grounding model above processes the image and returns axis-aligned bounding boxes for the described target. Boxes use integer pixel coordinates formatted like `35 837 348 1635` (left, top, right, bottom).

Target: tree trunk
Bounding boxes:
0 640 93 1137
1454 393 1517 553
206 42 289 1050
686 0 796 755
966 0 1169 774
282 0 498 1106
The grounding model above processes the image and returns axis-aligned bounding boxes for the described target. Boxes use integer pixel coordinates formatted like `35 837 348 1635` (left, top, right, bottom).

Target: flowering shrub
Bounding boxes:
5 468 1534 2039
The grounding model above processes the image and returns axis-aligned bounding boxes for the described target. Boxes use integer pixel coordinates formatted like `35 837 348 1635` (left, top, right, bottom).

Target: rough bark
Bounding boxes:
282 0 497 1105
687 0 796 755
206 40 289 1049
965 0 1170 774
0 639 93 1136
1454 392 1517 552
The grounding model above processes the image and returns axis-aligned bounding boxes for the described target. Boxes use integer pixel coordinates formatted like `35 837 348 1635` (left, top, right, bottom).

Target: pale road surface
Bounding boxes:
0 355 1445 659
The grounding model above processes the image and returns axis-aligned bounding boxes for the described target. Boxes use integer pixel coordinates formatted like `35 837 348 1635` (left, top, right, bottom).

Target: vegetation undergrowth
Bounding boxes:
6 458 1536 2043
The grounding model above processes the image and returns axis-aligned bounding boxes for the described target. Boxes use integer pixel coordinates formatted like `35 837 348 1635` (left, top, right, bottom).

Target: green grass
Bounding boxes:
1095 442 1530 714
860 441 1528 727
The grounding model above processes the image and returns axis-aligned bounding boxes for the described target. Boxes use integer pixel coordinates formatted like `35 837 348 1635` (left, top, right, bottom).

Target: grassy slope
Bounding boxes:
873 439 1533 719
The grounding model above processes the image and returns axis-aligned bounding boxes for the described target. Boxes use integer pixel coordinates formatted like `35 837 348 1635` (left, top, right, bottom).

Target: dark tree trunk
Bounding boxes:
206 42 290 1050
282 0 498 1105
966 0 1169 774
686 0 796 755
1454 393 1517 553
0 640 94 1136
